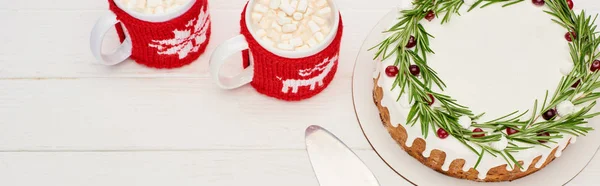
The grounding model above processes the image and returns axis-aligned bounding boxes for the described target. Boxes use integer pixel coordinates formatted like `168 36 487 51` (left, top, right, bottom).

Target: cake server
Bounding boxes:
305 125 380 186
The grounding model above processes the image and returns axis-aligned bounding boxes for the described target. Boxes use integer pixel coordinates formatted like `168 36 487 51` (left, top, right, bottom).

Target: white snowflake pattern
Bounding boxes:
148 9 210 59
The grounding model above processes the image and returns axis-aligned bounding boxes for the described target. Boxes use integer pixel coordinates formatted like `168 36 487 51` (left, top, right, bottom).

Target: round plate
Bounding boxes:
352 9 600 185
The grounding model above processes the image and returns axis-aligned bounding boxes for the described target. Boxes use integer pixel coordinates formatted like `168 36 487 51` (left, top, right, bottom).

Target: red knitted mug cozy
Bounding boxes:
240 5 344 101
109 0 211 69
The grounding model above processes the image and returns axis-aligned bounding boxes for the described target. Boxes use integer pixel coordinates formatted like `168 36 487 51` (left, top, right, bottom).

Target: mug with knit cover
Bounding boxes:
210 0 343 101
90 0 211 69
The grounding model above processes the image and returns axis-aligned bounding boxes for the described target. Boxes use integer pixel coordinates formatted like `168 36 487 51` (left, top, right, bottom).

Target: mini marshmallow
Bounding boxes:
277 11 287 18
261 37 275 47
321 25 331 35
281 33 293 41
124 0 137 9
259 18 272 29
278 43 294 50
316 0 327 7
269 0 281 9
277 16 292 25
297 45 310 50
557 100 575 116
271 22 283 32
256 29 267 38
314 31 325 42
252 13 264 23
282 23 298 33
136 0 147 9
318 7 331 16
254 4 269 13
155 6 165 14
308 20 321 33
290 37 303 47
297 0 308 12
305 7 314 16
490 135 508 151
267 29 281 41
147 0 161 8
280 4 295 15
290 0 298 9
312 15 326 25
307 38 318 48
293 12 303 21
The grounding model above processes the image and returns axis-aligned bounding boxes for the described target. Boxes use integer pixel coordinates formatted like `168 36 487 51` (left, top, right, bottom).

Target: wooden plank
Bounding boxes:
0 78 372 150
0 150 411 186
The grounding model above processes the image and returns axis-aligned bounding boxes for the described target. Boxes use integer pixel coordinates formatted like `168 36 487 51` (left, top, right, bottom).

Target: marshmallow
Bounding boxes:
155 6 165 14
280 4 295 15
297 45 310 50
297 0 308 13
305 7 314 16
308 20 321 33
282 23 298 33
147 0 161 8
281 34 293 41
271 22 283 32
270 0 281 9
318 7 331 16
321 25 331 35
256 29 267 38
290 0 298 9
314 31 325 42
290 37 303 47
307 38 318 48
252 13 264 23
261 37 275 46
255 4 269 13
293 12 304 21
312 15 326 25
277 16 293 25
278 43 294 50
316 0 327 7
136 0 147 9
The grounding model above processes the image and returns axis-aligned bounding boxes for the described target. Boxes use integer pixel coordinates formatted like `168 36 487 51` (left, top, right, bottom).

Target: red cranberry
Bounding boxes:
572 80 581 88
507 127 519 135
537 132 550 143
567 0 574 9
406 36 417 49
565 31 576 42
542 109 557 120
409 65 421 76
472 128 485 138
532 0 545 6
425 10 435 21
591 60 600 72
385 66 399 77
437 128 449 139
426 94 435 106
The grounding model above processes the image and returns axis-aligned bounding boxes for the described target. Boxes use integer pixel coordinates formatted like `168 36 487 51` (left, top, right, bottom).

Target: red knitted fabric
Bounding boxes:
109 0 211 69
240 6 344 101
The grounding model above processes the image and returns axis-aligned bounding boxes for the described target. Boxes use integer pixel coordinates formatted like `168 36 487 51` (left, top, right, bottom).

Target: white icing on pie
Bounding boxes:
376 3 581 179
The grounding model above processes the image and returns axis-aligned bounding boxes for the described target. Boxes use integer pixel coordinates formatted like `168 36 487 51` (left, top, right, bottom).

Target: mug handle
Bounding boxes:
90 12 132 66
209 35 254 89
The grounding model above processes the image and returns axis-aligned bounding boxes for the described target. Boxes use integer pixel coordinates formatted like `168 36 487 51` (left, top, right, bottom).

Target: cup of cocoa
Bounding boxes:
90 0 211 69
210 0 343 101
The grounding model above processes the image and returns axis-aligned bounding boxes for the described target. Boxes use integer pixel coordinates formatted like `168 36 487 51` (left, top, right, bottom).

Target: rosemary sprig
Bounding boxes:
371 0 600 170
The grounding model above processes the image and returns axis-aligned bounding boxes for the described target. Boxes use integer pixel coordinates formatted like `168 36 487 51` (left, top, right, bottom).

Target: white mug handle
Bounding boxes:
90 12 132 66
209 35 254 89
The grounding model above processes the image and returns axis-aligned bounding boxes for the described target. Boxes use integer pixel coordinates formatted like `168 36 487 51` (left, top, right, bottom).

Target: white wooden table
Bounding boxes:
0 0 598 185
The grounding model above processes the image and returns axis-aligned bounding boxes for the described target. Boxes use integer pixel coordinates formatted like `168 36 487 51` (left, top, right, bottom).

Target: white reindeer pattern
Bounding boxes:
277 55 339 94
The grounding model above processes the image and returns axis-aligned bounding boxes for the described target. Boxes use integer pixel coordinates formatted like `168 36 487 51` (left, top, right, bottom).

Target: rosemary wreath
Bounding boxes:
371 0 600 170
